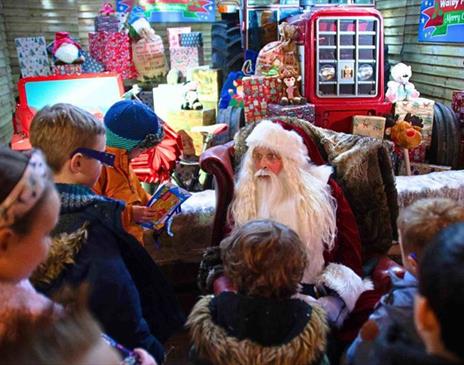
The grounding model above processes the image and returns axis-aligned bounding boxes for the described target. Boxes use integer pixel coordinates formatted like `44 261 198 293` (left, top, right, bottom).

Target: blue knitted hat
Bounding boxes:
104 100 164 151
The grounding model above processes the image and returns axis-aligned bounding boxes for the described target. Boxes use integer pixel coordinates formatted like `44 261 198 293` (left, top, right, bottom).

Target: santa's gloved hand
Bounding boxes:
317 294 349 328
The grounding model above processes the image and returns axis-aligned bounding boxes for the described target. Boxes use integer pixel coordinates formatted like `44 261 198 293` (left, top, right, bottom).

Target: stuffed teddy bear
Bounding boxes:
181 82 203 110
278 67 306 105
386 63 420 103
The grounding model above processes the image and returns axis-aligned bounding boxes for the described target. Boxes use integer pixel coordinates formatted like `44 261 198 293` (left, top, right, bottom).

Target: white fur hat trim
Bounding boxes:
54 43 79 64
246 120 309 168
316 263 373 312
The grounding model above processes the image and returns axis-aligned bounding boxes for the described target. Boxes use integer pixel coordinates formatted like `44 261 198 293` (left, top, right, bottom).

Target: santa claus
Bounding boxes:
229 120 372 324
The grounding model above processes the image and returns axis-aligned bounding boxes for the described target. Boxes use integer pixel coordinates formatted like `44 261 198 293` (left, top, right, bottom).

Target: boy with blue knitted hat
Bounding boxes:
94 99 165 245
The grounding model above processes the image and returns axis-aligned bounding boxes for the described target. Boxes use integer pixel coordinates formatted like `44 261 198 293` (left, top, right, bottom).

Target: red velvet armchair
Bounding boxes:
199 120 402 344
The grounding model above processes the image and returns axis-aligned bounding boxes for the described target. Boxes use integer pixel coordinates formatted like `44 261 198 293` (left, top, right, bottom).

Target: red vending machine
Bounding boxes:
289 5 392 132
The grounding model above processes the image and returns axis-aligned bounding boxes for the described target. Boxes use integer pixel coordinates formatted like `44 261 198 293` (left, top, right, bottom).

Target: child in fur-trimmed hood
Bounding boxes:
187 219 329 365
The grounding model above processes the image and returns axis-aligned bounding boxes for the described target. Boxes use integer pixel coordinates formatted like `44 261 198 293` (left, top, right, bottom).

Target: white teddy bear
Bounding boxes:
386 63 420 103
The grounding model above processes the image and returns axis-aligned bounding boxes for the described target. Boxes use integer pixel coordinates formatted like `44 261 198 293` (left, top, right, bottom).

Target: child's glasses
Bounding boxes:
71 148 115 167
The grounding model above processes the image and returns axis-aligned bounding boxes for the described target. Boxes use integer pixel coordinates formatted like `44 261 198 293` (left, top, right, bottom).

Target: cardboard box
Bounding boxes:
394 98 434 146
352 115 386 139
166 109 216 155
191 68 222 106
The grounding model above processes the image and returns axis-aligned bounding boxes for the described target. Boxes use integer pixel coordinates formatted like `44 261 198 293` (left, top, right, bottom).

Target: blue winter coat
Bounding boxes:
346 270 421 364
33 184 185 364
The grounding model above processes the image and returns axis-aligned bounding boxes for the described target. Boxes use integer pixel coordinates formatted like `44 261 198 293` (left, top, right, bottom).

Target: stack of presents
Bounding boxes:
13 2 464 179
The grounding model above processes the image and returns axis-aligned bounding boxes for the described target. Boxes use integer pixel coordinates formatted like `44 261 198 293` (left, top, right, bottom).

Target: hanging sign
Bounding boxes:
418 0 464 42
140 0 215 23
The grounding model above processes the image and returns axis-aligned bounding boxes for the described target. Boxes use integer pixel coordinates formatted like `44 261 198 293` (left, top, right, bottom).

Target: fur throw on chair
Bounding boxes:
234 117 399 259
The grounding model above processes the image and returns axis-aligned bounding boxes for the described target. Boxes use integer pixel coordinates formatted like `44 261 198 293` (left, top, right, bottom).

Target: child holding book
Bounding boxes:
29 103 185 363
93 100 165 245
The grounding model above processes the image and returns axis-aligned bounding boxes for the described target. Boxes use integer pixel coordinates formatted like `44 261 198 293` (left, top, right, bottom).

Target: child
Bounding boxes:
347 198 464 364
187 219 329 365
371 222 464 364
29 103 185 363
0 146 156 365
93 100 164 245
0 147 61 333
1 305 120 365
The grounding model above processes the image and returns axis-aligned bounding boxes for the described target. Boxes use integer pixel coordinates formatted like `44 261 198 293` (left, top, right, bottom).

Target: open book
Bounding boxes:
141 181 191 230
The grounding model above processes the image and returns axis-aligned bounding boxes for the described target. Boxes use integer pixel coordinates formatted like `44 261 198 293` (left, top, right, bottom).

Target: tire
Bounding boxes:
438 102 461 168
212 20 244 84
429 102 461 168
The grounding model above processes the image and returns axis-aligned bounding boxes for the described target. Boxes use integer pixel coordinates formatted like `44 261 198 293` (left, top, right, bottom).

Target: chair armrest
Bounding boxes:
200 141 235 246
371 256 405 294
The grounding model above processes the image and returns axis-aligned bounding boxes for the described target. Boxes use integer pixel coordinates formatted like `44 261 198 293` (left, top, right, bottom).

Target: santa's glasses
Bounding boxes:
252 150 281 163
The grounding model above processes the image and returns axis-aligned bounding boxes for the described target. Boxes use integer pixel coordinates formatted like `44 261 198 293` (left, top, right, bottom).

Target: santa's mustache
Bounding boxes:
254 169 276 177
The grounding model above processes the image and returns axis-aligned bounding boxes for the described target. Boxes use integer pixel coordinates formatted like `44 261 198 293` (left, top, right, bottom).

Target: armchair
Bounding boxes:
199 118 402 345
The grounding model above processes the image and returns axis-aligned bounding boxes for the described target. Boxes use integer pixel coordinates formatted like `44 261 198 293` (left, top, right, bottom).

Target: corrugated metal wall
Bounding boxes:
378 0 464 104
2 0 212 89
0 0 14 144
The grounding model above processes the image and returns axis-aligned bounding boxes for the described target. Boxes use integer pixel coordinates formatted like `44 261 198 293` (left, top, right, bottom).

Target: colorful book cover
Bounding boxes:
142 181 191 230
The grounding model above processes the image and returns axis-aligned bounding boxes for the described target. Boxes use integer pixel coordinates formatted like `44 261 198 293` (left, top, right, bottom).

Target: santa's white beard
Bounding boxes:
254 169 326 283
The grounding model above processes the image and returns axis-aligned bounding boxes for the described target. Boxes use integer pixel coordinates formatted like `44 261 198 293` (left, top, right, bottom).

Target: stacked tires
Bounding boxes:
212 20 243 84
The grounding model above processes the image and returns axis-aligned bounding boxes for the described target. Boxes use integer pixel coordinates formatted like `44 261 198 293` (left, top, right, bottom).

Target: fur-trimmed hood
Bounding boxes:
31 223 88 286
187 294 328 365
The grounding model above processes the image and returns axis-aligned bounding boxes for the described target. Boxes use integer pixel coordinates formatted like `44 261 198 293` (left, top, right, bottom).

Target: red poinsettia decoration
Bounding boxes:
131 122 182 184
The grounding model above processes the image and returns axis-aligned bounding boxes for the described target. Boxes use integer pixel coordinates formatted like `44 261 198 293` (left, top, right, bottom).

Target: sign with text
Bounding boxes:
140 0 215 22
418 0 464 42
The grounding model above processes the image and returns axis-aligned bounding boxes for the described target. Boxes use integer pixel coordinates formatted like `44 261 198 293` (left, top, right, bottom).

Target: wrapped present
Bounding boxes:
15 36 51 77
153 84 187 121
170 47 204 78
95 15 119 32
191 68 222 107
395 98 434 146
267 103 315 123
179 32 203 47
352 115 386 139
132 34 167 80
89 31 137 79
243 76 283 123
399 161 451 176
167 27 191 49
167 109 216 155
452 91 464 122
81 49 104 73
52 64 82 75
